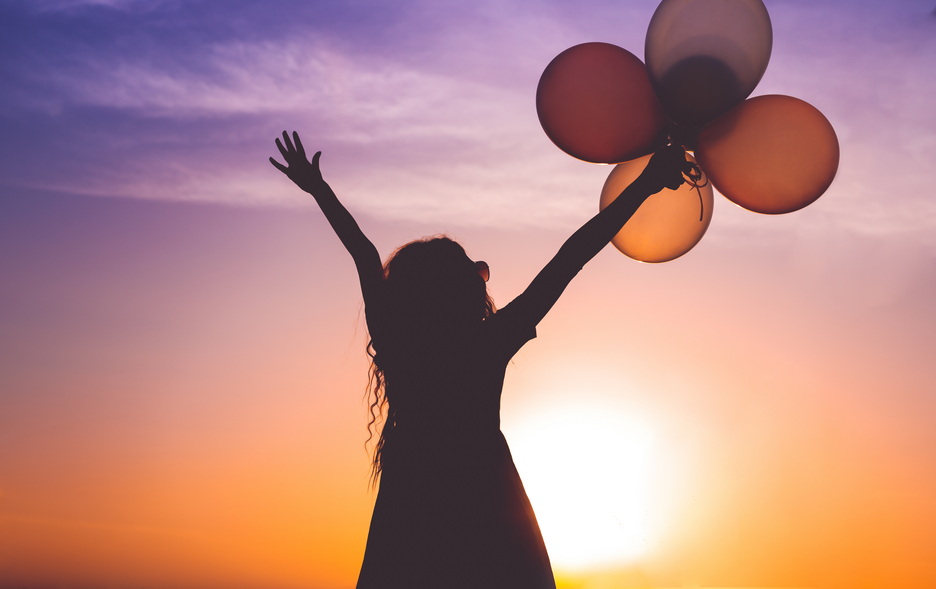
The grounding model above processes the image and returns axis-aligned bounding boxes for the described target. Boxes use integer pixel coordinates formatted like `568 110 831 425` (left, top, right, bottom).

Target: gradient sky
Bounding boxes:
2 1 935 588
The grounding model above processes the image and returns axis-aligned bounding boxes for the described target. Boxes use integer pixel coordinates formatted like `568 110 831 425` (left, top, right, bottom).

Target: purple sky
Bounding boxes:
1 0 932 232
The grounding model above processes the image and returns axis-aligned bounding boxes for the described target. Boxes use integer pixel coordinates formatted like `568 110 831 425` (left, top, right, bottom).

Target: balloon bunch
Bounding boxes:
536 0 839 262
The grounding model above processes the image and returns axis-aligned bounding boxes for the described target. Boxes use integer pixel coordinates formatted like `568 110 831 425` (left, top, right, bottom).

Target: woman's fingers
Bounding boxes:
269 157 288 173
275 137 290 160
274 132 318 174
281 130 296 153
293 132 306 158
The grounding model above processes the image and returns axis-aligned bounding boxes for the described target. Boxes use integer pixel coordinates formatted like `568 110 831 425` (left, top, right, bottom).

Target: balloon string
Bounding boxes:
683 161 709 222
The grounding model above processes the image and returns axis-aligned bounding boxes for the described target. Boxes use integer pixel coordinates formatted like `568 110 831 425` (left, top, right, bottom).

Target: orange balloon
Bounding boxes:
696 94 839 214
645 0 772 131
537 42 667 164
599 151 714 263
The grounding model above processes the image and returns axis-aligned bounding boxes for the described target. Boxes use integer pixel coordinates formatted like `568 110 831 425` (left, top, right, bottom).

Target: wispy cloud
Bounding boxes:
1 0 934 241
0 0 619 226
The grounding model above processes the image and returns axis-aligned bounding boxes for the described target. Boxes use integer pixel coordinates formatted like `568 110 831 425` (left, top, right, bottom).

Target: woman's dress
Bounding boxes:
356 301 556 589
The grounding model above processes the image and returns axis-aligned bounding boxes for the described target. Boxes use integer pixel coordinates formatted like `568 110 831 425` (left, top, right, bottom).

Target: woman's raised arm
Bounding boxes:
509 144 692 327
270 131 384 304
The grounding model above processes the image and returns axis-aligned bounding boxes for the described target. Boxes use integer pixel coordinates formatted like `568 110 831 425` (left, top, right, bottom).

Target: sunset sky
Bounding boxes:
2 0 935 587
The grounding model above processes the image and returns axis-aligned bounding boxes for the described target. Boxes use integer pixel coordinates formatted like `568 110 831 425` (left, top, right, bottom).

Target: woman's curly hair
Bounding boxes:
364 236 495 487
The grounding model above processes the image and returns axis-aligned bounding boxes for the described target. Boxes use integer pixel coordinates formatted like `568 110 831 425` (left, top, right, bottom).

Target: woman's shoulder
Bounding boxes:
485 299 537 355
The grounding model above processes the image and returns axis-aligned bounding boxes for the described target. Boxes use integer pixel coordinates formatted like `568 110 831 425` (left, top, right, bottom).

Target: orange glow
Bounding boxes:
3 176 936 589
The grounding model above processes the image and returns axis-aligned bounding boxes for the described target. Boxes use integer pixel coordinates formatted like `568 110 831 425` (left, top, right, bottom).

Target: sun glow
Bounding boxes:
507 401 662 572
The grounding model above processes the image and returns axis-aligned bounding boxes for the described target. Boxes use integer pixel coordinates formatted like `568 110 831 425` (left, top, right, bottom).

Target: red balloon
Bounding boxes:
696 95 839 214
537 42 667 164
599 151 714 263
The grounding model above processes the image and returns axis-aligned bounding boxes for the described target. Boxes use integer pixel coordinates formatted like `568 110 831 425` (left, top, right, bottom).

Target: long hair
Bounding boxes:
365 236 495 486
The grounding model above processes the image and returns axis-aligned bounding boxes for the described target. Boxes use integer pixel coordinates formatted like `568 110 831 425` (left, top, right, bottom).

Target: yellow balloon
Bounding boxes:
599 151 714 263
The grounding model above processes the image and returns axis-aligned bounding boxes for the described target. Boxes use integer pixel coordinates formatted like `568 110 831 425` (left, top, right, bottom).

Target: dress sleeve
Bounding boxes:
485 299 537 359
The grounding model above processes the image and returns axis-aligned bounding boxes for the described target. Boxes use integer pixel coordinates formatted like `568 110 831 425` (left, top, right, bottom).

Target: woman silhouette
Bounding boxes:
270 131 689 589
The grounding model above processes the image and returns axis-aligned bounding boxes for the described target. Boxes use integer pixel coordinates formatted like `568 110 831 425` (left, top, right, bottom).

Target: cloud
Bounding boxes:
0 0 619 227
1 0 935 242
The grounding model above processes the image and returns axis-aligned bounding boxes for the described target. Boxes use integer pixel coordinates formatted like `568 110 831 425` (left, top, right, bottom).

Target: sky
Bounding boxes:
1 0 935 587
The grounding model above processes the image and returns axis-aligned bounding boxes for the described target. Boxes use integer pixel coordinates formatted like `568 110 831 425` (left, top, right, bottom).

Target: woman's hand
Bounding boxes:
270 131 326 195
636 143 693 195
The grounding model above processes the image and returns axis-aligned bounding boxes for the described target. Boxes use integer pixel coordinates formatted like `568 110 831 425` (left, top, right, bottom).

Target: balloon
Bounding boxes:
537 42 667 164
599 151 714 263
645 0 772 133
696 94 839 214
